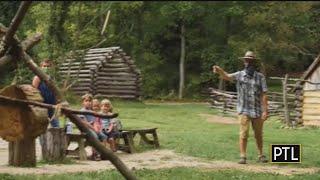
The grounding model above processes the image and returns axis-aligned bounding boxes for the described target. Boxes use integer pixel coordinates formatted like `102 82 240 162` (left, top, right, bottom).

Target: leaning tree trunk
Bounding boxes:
178 23 186 99
0 85 48 167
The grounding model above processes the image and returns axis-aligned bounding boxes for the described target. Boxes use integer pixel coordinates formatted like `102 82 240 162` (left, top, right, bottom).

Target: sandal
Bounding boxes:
257 155 268 163
238 157 247 164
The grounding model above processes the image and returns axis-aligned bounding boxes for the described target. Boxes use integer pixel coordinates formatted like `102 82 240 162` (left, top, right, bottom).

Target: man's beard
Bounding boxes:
244 62 255 77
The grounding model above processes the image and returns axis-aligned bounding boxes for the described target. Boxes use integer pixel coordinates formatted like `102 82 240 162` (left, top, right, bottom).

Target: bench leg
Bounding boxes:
152 131 160 148
123 133 135 153
78 139 87 161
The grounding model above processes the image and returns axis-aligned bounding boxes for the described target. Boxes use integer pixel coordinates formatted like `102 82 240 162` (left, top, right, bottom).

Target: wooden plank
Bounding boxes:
61 61 101 66
87 48 114 53
60 70 91 74
303 115 320 120
72 82 92 86
103 63 128 68
302 107 320 112
97 72 136 77
304 97 320 104
96 81 136 86
97 85 137 90
95 94 136 99
100 67 131 72
71 86 91 90
84 53 111 58
63 74 92 78
83 56 105 61
302 103 320 108
302 109 320 115
96 89 137 94
96 77 136 81
107 58 124 63
59 65 97 70
304 91 320 98
88 47 119 52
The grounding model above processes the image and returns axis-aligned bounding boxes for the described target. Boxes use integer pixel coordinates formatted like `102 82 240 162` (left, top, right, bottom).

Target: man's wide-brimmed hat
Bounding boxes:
239 51 259 60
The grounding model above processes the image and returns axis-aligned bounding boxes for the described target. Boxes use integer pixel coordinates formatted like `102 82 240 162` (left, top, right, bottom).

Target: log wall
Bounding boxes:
59 47 142 99
302 90 320 125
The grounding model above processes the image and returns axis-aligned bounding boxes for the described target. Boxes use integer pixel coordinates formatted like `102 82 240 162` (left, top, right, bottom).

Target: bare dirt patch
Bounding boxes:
0 139 318 176
199 113 238 125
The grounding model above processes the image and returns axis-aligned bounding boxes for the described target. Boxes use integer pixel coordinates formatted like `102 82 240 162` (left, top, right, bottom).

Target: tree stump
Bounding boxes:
0 85 48 167
9 138 36 167
40 128 67 162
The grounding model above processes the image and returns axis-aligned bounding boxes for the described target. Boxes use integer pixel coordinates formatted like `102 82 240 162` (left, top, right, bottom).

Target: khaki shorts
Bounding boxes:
239 114 264 139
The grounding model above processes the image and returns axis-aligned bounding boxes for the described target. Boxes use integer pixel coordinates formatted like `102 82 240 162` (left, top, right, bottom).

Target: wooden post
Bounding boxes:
9 137 36 167
218 78 224 91
295 87 304 125
40 128 67 162
282 74 290 126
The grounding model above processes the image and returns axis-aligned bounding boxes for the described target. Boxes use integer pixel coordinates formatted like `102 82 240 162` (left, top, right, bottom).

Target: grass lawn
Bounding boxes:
2 100 320 179
1 167 320 180
111 101 320 168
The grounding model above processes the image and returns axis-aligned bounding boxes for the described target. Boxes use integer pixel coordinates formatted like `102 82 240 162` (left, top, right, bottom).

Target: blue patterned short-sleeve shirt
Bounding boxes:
230 70 268 118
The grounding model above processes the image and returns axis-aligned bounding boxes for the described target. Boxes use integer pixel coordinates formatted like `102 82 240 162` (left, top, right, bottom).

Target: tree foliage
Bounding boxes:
0 2 319 98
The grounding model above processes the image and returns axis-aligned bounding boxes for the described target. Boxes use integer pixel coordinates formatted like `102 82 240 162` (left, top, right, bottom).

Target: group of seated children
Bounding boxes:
79 93 122 160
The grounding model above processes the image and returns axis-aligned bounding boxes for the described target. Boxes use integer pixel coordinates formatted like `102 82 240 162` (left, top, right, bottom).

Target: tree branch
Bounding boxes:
21 52 64 103
65 113 137 180
0 1 32 57
21 33 43 51
0 94 118 119
0 55 13 68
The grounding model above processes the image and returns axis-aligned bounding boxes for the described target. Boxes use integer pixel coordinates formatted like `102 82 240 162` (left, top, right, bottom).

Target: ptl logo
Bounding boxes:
270 144 301 163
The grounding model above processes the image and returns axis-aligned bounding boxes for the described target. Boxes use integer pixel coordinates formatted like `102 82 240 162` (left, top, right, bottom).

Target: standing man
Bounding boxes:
212 51 268 164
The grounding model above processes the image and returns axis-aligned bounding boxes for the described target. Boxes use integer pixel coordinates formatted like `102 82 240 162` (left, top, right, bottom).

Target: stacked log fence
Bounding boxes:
209 84 302 125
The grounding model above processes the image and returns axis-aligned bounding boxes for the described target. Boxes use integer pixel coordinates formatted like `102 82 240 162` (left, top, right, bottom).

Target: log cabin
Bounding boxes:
298 54 320 125
59 47 142 99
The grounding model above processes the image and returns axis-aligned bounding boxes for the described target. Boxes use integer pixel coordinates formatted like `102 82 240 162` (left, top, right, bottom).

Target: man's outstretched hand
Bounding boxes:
212 65 222 74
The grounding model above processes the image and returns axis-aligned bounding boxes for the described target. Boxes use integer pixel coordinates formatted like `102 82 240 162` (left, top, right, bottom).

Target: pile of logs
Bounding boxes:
59 47 142 99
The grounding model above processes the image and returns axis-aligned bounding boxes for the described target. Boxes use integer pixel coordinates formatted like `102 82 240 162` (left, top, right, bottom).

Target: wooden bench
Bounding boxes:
65 133 87 161
127 128 160 148
65 128 160 158
118 128 160 152
116 131 135 153
65 131 137 157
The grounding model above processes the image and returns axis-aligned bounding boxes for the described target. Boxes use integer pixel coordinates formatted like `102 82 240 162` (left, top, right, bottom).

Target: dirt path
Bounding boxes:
199 113 238 124
0 139 318 176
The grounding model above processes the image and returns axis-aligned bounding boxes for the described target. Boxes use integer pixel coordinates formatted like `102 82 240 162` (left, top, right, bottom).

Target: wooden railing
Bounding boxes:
208 87 302 124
